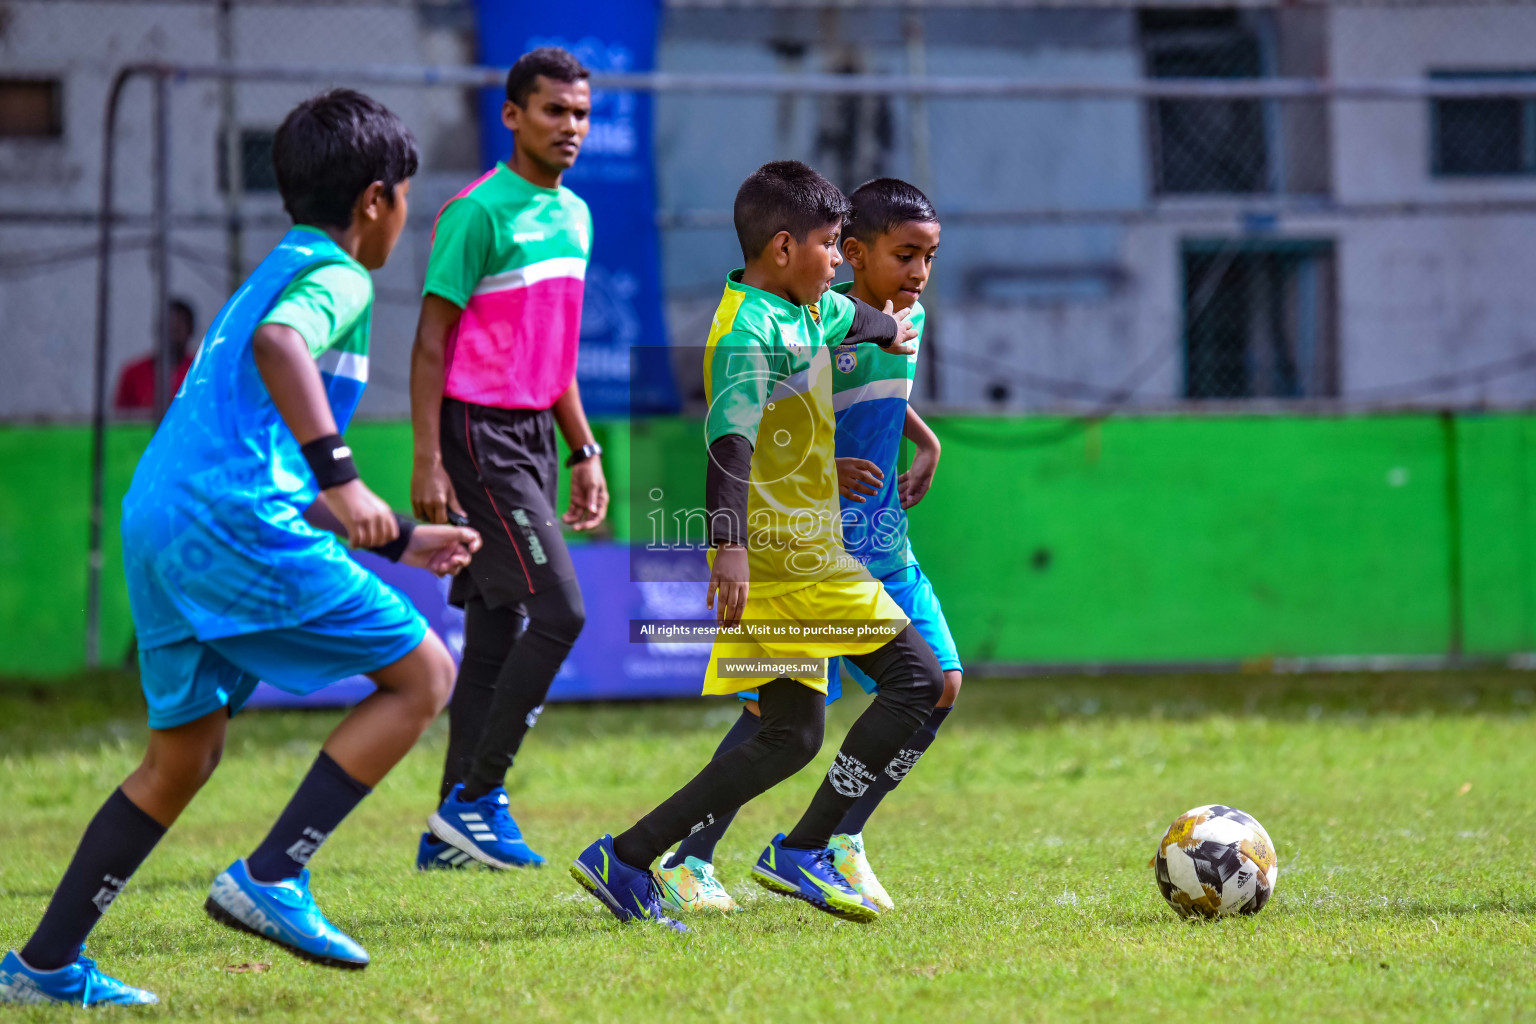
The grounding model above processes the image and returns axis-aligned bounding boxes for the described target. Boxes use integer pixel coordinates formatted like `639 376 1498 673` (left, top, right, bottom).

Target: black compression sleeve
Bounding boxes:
705 434 751 547
843 297 899 347
366 513 415 562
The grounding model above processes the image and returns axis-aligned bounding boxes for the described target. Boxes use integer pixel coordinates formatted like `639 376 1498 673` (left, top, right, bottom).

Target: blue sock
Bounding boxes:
21 788 167 971
661 708 762 868
835 705 952 837
246 752 371 884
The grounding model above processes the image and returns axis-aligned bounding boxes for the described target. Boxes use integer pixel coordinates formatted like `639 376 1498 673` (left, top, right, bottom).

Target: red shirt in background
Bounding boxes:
114 354 193 412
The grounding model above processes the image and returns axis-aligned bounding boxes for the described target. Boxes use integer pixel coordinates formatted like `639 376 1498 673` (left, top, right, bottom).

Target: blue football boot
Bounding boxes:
416 831 471 871
428 784 545 869
750 833 881 922
569 835 687 932
205 859 369 969
0 949 157 1006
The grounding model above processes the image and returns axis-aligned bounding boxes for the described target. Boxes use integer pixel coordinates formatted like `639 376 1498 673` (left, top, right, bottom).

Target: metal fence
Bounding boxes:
7 1 1536 425
6 0 1536 657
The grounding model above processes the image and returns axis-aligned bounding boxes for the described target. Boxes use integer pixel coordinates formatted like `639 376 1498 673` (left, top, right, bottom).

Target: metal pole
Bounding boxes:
218 0 243 292
87 67 136 668
903 12 940 404
1442 411 1465 658
152 70 171 422
120 61 1536 101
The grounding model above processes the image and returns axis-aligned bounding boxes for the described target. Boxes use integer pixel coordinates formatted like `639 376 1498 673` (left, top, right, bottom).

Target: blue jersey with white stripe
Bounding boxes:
830 284 925 579
121 229 376 647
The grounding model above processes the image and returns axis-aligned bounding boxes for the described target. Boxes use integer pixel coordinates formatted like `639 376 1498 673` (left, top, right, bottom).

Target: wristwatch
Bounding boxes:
565 441 603 467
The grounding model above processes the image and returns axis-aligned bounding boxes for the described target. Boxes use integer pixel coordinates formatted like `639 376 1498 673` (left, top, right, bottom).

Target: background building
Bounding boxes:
3 0 1535 420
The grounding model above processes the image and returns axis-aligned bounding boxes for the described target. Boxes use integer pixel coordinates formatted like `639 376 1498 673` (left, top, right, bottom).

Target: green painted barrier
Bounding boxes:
2 413 1529 677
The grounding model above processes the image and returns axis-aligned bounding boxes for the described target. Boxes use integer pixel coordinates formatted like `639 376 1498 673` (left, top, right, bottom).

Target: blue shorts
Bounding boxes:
138 578 428 730
831 564 960 702
738 563 960 705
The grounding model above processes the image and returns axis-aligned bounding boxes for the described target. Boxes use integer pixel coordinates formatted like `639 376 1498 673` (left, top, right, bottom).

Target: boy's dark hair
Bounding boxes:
272 88 419 230
843 178 938 246
733 160 851 262
506 47 590 107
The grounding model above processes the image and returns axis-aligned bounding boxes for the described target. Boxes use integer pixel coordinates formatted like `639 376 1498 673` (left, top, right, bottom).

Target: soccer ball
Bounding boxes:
1153 804 1277 920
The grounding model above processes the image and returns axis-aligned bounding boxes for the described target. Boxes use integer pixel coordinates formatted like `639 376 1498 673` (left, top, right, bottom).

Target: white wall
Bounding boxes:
1330 4 1536 401
0 0 479 421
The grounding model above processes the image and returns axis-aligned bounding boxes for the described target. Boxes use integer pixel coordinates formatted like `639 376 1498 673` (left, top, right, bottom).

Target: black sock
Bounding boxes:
784 626 943 850
614 680 823 870
439 598 523 803
460 579 584 802
246 752 371 884
835 705 952 836
662 709 763 868
20 788 166 971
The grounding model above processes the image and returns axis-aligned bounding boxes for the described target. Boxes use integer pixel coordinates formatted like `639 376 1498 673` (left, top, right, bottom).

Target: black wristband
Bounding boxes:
300 433 359 490
367 513 415 562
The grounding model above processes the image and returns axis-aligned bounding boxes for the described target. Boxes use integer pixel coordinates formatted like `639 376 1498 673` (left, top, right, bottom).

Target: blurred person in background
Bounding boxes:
113 298 197 414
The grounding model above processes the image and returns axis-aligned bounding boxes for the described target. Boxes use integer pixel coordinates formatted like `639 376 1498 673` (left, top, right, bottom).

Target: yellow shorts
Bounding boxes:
701 579 908 696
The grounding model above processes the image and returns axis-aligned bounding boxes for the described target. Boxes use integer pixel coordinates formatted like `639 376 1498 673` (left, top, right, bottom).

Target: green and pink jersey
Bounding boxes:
424 163 592 410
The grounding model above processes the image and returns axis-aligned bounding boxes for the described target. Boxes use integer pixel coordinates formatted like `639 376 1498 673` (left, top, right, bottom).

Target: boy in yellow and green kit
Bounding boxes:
571 161 944 930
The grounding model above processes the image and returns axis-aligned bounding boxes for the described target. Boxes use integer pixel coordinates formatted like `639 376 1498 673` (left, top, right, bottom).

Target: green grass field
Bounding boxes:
2 670 1535 1022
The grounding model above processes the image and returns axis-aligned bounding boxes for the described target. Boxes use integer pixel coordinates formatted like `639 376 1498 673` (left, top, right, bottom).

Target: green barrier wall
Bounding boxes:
2 413 1530 676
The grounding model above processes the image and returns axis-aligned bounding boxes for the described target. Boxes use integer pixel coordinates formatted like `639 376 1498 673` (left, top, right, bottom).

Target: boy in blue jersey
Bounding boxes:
0 90 480 1007
653 178 960 915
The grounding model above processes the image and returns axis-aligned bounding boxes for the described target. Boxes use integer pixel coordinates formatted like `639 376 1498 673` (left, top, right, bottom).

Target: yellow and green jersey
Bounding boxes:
703 270 873 596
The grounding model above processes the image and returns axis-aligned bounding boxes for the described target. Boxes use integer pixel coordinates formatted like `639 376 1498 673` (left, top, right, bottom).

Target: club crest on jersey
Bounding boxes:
836 347 857 374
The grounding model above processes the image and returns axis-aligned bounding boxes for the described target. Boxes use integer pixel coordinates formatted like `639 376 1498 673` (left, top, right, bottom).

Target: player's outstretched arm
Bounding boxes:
898 405 941 509
400 523 482 577
409 293 466 524
253 322 397 548
705 433 752 628
842 297 918 356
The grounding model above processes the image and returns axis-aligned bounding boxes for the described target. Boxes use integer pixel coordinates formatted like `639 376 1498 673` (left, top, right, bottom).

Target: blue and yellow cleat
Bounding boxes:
416 831 472 871
205 859 369 970
569 835 687 932
750 834 881 922
0 949 157 1006
428 784 546 869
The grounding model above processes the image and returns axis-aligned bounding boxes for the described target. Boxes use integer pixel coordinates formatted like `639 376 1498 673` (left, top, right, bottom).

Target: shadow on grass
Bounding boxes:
1103 895 1536 928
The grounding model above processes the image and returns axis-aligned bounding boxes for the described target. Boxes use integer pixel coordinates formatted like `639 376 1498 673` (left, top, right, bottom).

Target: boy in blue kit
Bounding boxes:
653 178 961 915
0 90 480 1007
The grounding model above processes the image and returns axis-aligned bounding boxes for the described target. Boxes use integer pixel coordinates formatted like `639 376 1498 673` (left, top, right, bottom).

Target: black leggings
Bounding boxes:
438 577 586 803
612 624 942 868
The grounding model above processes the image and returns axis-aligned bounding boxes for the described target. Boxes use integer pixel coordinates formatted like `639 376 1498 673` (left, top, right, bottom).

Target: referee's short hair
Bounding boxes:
506 47 590 107
733 161 851 263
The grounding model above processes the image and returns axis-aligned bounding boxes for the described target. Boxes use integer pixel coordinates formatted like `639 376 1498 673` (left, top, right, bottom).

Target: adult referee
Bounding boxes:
408 48 603 869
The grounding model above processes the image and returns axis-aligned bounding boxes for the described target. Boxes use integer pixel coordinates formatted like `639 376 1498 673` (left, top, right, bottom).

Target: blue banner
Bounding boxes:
474 0 676 415
246 547 712 709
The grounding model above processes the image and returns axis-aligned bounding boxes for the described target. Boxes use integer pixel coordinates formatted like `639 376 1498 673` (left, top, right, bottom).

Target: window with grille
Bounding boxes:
1142 9 1269 195
1431 71 1536 177
1182 240 1337 400
0 78 63 138
216 128 279 192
